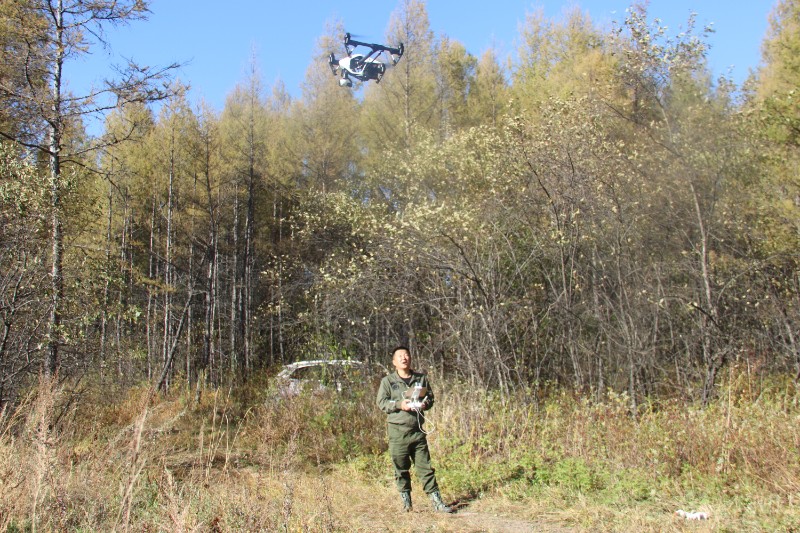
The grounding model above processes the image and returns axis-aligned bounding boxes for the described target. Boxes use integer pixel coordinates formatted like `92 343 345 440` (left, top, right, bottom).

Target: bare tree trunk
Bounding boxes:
187 172 198 387
202 141 217 385
146 196 157 380
269 200 276 366
244 155 255 374
278 198 285 363
230 187 240 376
162 132 175 390
203 234 217 380
45 1 66 379
157 293 194 393
100 179 113 379
116 196 130 376
690 181 722 406
47 177 63 377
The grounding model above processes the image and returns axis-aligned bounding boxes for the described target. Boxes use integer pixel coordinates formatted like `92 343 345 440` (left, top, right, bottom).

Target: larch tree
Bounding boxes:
758 0 800 147
513 6 607 111
754 0 800 253
219 62 272 376
294 24 362 194
0 0 176 378
360 0 438 155
468 48 510 128
193 103 222 387
752 0 800 381
94 102 156 379
148 88 202 390
434 37 477 135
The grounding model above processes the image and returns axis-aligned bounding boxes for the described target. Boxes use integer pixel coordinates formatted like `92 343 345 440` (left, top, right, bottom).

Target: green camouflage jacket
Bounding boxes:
376 370 435 428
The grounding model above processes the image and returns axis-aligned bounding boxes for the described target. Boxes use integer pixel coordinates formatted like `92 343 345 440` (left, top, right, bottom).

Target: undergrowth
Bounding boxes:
1 369 798 531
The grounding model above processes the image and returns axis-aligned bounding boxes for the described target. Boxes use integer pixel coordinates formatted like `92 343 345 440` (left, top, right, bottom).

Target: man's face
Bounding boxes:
392 349 411 373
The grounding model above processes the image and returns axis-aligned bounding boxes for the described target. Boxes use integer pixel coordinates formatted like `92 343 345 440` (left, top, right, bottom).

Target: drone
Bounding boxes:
328 32 404 87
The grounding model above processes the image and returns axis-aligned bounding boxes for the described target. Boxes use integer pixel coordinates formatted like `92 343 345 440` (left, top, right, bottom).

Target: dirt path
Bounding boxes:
344 488 576 532
444 510 573 533
349 507 572 533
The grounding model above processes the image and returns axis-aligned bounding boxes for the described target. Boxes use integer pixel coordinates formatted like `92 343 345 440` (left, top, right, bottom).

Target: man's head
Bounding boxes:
391 345 411 373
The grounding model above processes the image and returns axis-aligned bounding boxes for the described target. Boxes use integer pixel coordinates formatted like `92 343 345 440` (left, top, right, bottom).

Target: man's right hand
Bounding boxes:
399 399 413 411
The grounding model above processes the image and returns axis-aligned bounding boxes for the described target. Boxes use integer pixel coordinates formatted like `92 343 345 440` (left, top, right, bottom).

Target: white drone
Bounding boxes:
328 32 404 87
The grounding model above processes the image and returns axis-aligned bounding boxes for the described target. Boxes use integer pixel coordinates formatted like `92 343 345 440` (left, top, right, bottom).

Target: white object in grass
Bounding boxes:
675 509 709 520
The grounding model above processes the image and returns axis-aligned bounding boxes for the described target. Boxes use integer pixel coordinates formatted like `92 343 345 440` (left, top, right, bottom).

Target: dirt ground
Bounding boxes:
169 458 721 532
345 492 576 533
268 468 719 533
340 499 564 532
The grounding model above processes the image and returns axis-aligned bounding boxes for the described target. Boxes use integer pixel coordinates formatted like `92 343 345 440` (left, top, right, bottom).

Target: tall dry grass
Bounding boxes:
0 376 62 532
429 369 800 530
0 368 797 531
0 374 383 531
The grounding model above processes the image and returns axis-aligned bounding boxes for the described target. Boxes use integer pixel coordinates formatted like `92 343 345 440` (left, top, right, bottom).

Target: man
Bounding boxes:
376 346 453 513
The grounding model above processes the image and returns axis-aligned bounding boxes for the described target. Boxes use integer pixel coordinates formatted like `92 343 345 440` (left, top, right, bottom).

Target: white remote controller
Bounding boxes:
408 383 425 409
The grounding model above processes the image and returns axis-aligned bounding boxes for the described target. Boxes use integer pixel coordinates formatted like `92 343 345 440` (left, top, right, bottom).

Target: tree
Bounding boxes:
468 48 510 128
434 37 477 134
96 102 156 379
147 88 201 389
219 61 274 376
605 5 761 403
360 0 438 154
757 0 800 147
513 6 608 111
0 2 43 143
0 142 50 404
0 0 176 378
750 0 800 381
293 24 361 193
752 0 800 256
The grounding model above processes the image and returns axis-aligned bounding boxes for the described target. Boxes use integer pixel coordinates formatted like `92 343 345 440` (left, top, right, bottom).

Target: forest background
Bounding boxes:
1 0 800 530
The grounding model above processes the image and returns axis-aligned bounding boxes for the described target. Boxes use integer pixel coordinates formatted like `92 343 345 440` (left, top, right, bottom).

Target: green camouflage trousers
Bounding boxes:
387 423 439 494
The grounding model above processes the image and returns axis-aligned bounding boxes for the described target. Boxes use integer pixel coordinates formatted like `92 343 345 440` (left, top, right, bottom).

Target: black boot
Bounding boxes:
429 490 453 513
400 491 412 512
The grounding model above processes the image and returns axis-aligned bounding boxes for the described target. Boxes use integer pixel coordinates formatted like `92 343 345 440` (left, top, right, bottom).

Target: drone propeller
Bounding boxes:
344 32 376 52
344 32 365 54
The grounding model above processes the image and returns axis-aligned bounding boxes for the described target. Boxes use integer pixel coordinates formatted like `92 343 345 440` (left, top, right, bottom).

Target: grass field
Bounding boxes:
2 369 799 532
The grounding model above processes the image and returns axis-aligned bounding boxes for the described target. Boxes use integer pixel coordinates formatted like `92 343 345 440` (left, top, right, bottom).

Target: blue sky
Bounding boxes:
68 0 775 130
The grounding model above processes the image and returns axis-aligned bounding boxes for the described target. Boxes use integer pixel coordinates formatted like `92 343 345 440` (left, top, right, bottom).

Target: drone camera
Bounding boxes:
339 78 353 88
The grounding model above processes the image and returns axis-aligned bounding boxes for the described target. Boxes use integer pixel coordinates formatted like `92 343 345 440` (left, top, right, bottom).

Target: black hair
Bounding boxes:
391 345 410 357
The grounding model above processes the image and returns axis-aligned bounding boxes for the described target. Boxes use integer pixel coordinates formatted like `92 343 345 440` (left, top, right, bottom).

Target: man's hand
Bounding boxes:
399 399 413 411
